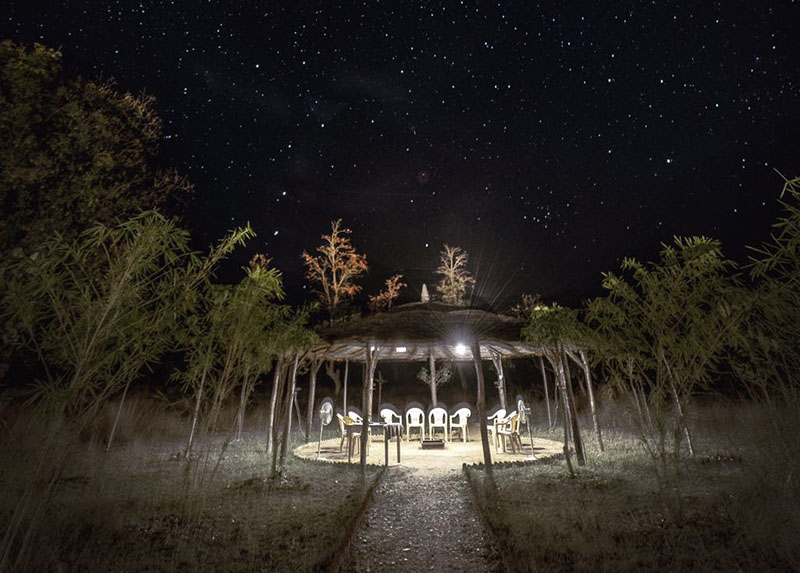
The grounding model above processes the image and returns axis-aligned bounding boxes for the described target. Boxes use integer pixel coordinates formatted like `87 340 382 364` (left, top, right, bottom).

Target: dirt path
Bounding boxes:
341 465 503 572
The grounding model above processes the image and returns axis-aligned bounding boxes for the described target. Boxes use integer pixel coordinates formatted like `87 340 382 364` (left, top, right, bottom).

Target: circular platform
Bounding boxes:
294 434 564 474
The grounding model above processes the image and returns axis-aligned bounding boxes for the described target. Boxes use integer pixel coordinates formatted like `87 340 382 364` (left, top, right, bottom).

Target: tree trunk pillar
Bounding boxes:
429 351 437 407
539 356 553 428
360 345 380 470
305 358 323 442
343 360 349 414
471 341 492 470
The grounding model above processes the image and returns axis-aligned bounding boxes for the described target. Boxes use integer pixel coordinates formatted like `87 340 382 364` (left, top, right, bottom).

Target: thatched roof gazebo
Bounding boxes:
310 301 545 362
300 299 603 470
305 301 563 468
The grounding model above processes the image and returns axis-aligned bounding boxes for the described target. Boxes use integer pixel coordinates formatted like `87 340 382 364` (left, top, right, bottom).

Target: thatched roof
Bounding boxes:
310 302 545 362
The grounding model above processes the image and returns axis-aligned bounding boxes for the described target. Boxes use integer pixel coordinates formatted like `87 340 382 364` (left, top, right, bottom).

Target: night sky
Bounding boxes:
3 2 799 308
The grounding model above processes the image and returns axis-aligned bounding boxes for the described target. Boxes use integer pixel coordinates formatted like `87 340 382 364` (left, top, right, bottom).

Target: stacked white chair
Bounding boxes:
486 408 507 451
347 410 363 424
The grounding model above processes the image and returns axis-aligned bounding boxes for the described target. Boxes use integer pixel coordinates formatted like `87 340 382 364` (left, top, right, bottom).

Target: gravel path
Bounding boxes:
341 465 503 572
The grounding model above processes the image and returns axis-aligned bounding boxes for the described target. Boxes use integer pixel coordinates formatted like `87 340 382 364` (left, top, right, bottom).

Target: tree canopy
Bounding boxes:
0 40 190 253
301 219 368 320
435 244 474 305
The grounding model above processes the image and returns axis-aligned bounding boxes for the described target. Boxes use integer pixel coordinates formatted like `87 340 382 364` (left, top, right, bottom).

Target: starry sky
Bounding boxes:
3 2 799 308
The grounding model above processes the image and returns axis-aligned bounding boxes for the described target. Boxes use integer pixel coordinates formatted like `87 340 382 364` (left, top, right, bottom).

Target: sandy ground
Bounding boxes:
294 433 563 473
295 433 563 572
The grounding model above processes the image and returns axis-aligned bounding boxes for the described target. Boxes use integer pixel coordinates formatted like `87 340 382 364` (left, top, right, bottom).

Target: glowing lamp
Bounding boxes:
395 346 407 353
455 343 468 356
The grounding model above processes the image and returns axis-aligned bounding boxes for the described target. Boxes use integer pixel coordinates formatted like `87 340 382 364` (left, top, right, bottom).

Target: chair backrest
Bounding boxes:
429 407 447 425
509 413 519 432
488 408 506 422
451 407 471 425
503 410 517 424
380 408 400 424
347 410 363 424
406 407 424 425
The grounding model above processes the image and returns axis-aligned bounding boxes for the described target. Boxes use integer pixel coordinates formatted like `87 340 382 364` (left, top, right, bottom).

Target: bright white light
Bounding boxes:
395 346 407 353
455 343 468 356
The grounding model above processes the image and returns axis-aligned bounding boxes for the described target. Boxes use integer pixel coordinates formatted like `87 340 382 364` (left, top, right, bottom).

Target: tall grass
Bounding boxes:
0 397 377 571
467 398 800 571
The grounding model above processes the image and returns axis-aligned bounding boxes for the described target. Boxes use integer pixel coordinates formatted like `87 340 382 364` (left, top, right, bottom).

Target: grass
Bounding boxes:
466 398 800 571
3 393 799 571
0 396 379 572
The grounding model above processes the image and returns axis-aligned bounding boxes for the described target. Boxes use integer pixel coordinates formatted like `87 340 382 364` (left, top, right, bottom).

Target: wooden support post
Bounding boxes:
360 345 380 470
342 360 349 414
489 349 507 411
429 351 438 407
471 341 493 470
305 356 324 442
539 356 553 428
293 388 305 439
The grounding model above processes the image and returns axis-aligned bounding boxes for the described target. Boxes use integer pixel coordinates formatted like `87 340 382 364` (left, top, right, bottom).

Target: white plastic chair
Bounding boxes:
449 407 471 442
405 407 425 442
336 413 361 454
347 410 363 425
380 407 402 425
497 413 523 453
428 407 448 441
488 410 516 452
485 408 506 449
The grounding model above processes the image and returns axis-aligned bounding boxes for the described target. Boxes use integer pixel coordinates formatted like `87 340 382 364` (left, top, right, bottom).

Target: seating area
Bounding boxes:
305 401 550 468
335 402 528 454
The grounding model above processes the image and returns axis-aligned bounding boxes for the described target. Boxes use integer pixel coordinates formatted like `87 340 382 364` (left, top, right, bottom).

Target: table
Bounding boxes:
347 422 404 466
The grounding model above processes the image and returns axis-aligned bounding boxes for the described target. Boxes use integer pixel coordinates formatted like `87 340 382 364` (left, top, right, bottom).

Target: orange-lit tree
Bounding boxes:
302 219 368 320
368 274 407 313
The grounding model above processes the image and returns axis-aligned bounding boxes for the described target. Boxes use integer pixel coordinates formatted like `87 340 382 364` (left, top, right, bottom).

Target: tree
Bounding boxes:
417 357 453 407
735 175 800 403
1 211 251 431
267 306 317 478
0 41 190 254
368 274 407 313
586 236 739 493
510 293 543 318
170 256 285 454
435 245 474 305
301 219 368 320
221 255 286 440
523 304 588 471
